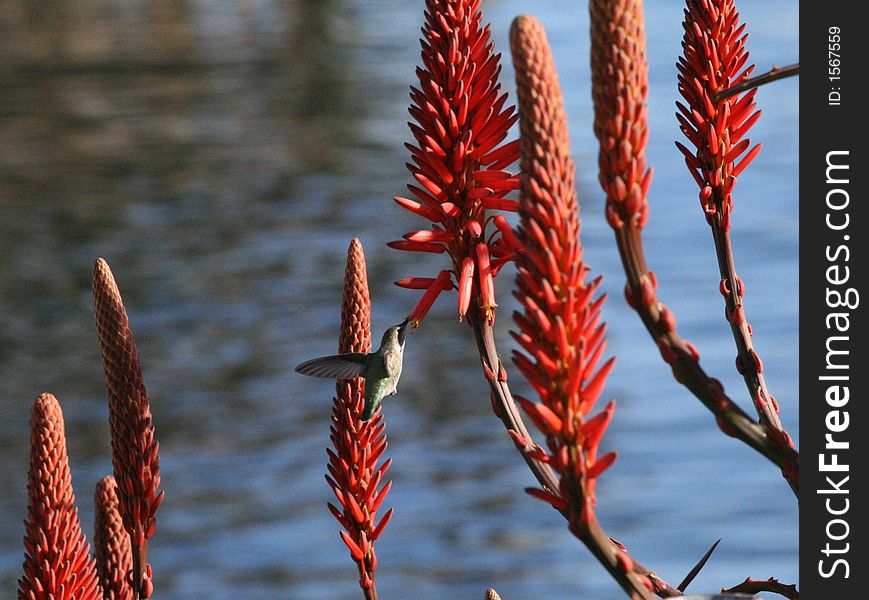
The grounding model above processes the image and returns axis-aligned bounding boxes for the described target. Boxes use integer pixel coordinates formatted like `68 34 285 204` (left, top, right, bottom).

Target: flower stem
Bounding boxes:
723 577 799 599
710 215 791 443
468 309 676 599
714 63 799 103
616 224 798 494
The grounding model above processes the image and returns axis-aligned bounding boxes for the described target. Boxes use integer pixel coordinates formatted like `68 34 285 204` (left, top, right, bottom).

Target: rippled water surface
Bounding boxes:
0 1 798 598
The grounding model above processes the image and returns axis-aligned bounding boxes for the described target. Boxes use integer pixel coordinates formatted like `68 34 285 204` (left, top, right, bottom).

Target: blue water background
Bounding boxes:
0 1 798 598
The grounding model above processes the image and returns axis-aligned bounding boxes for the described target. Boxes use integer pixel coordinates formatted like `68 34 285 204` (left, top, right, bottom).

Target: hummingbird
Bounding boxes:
295 317 410 420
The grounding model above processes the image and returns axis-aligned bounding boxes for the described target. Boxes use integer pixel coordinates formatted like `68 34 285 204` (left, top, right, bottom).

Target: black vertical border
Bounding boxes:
800 2 863 597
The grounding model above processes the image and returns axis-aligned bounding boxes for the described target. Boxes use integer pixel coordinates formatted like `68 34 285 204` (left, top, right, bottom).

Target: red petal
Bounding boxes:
732 143 762 177
476 243 496 320
492 215 522 250
582 400 616 451
482 198 520 212
524 487 567 511
409 270 452 327
372 508 394 540
340 531 365 561
387 240 446 253
587 451 618 479
580 357 615 414
395 277 436 289
457 256 475 318
403 229 452 243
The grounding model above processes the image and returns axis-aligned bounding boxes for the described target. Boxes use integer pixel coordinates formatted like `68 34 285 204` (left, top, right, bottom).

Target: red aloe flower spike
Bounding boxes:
392 0 521 327
590 0 798 495
511 16 658 599
590 0 651 230
95 476 134 600
18 393 102 600
93 258 162 599
678 0 796 488
328 239 391 599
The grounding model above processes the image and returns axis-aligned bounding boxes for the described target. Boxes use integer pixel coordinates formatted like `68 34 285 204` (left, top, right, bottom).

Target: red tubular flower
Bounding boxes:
678 0 796 488
327 239 392 599
19 393 102 600
94 476 133 600
510 16 658 599
511 13 614 526
676 0 760 228
93 258 163 599
390 0 521 327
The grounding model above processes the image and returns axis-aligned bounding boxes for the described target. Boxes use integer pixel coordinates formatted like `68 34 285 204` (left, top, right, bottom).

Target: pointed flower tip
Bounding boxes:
485 588 503 600
92 258 162 562
31 392 62 426
340 237 371 356
93 257 120 293
23 393 102 600
511 13 538 30
678 0 759 198
94 475 133 600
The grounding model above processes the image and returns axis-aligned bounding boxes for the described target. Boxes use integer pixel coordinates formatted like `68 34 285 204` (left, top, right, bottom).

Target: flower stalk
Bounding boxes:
676 0 797 491
93 258 163 599
326 239 392 598
94 475 134 600
391 0 522 327
18 393 102 600
589 0 798 494
510 15 657 599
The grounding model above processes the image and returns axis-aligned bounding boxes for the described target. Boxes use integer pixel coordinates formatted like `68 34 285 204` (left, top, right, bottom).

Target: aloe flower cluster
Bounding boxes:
589 0 695 385
676 0 796 485
509 16 658 599
676 0 761 227
391 0 521 326
590 0 653 232
94 476 133 600
510 15 617 522
19 393 102 600
93 258 163 599
326 239 393 598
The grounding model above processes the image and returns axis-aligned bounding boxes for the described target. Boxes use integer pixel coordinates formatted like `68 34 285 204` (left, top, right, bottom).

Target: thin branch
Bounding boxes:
723 577 799 599
709 219 797 489
469 311 681 599
590 0 798 496
714 63 799 102
675 6 799 495
615 226 798 494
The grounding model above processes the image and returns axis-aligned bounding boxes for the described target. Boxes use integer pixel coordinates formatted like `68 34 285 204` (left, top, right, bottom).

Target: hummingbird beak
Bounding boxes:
398 317 410 344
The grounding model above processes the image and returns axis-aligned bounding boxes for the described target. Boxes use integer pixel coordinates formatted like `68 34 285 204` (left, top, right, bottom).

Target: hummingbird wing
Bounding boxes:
295 353 368 379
